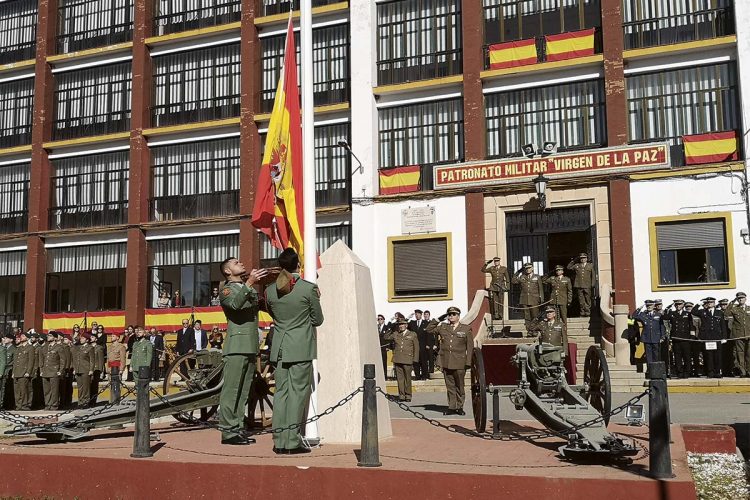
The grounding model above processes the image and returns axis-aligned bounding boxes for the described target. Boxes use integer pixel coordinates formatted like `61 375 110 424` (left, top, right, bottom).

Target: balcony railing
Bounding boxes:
315 180 350 208
150 191 240 222
152 99 240 128
483 29 602 70
0 125 32 149
260 78 349 113
0 0 37 65
49 203 128 230
258 0 341 17
53 112 131 141
624 6 734 50
57 0 134 54
154 0 242 36
0 214 28 235
377 48 462 87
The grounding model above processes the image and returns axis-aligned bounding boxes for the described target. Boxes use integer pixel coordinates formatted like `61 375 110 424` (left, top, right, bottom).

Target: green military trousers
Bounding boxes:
219 353 256 440
42 376 60 410
13 376 30 410
272 360 313 450
443 368 466 410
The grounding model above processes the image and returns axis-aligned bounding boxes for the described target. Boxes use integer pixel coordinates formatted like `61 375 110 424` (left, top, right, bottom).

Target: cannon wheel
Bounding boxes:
163 352 221 424
246 357 275 428
582 345 612 426
470 347 487 433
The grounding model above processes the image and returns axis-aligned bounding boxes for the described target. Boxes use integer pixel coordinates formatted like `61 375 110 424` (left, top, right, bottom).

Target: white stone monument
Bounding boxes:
315 240 392 443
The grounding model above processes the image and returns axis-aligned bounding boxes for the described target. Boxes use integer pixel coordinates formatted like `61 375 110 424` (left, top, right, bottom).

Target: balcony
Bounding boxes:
0 125 32 149
151 100 240 128
0 213 28 235
315 180 350 208
57 0 134 54
624 5 734 50
49 203 128 230
377 49 462 87
483 29 602 71
150 191 240 222
0 0 37 65
258 0 342 17
52 112 131 141
154 0 242 36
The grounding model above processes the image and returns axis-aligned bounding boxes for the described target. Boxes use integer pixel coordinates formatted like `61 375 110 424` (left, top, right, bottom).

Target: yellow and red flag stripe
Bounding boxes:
488 38 537 70
144 306 272 331
379 165 421 195
683 131 739 165
42 311 125 334
545 28 595 62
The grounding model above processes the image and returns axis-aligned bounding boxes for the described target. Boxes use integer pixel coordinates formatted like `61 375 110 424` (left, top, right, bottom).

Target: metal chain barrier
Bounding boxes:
505 298 554 311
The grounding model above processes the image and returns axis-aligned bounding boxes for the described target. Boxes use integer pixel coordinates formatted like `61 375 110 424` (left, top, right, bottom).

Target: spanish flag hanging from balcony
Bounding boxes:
379 165 421 195
545 28 596 62
252 17 305 261
488 38 537 70
683 131 739 165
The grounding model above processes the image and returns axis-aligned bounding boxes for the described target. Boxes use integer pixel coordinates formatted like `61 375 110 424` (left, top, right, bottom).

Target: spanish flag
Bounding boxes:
379 165 421 195
683 131 739 165
252 17 305 263
488 39 537 70
43 311 126 334
144 306 273 330
545 28 595 62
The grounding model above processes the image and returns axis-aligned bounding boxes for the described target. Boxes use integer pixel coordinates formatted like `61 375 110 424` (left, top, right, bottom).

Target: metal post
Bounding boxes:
109 366 124 430
647 362 672 478
131 365 153 458
357 364 381 467
491 387 501 436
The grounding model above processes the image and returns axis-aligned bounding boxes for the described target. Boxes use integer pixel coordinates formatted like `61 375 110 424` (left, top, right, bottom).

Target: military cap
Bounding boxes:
703 297 716 302
673 299 684 305
654 299 663 305
396 317 408 325
446 306 461 315
737 292 747 299
718 299 729 305
414 309 423 314
555 265 564 270
578 253 588 258
544 306 557 313
492 257 501 261
684 302 694 307
644 300 655 305
522 262 533 269
48 331 58 338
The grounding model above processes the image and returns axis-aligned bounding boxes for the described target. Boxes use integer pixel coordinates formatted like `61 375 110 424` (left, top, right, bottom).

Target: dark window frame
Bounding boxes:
655 218 730 287
258 0 342 18
0 0 38 65
0 163 30 235
57 0 134 54
389 234 450 299
154 0 242 36
0 77 34 149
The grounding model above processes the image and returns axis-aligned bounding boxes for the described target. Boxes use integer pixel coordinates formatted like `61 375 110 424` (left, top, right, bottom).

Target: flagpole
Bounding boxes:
300 0 319 444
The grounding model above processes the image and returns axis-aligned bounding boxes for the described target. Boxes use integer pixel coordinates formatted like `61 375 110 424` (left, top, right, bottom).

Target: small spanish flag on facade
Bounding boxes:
379 165 421 195
683 131 739 165
488 38 537 70
545 28 596 62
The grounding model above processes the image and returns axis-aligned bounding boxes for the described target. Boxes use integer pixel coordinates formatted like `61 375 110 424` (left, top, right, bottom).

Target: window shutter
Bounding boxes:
393 238 448 295
656 220 725 250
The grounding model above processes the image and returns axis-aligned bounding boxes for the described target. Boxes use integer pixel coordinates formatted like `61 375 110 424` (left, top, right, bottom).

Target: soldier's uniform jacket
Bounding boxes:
220 280 261 356
38 343 62 377
539 319 568 348
695 308 726 340
0 345 5 376
725 303 750 338
106 341 127 369
481 262 509 292
665 309 694 339
131 338 154 373
12 343 34 378
60 344 72 373
3 344 15 376
567 262 594 289
633 310 665 344
511 273 544 305
426 320 473 370
542 275 572 305
93 344 106 372
383 329 419 365
72 343 95 375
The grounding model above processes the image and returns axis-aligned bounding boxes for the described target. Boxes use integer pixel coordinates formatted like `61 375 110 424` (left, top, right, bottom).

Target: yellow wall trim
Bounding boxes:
142 117 241 137
387 232 453 302
44 132 131 150
648 211 736 292
373 75 464 96
623 35 737 61
0 59 35 74
0 144 32 157
145 22 241 46
254 102 349 122
47 42 133 63
630 162 744 180
254 2 349 26
480 54 603 80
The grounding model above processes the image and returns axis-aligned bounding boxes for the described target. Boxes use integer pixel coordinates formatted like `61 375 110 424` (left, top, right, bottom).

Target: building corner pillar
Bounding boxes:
465 191 486 325
461 0 486 162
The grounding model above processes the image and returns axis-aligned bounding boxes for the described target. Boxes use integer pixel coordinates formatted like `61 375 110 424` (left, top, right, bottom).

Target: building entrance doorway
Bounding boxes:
505 206 597 320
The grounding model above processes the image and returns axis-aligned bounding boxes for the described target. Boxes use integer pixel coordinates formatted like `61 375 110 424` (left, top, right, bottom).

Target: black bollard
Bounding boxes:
646 362 673 478
491 387 501 436
357 364 381 467
131 365 153 458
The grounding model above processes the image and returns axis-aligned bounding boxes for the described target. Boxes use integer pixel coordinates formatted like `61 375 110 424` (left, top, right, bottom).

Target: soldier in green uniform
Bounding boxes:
512 263 545 334
543 265 572 323
383 317 419 402
73 332 95 408
567 253 595 317
481 257 509 320
39 331 62 410
538 306 568 351
130 327 153 377
59 334 73 408
89 331 105 405
426 307 473 415
726 292 749 377
265 248 323 455
0 332 14 409
13 330 34 410
31 332 43 409
217 257 268 446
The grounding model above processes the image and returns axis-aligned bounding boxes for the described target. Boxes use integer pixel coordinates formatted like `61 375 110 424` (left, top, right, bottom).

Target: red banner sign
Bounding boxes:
433 143 670 190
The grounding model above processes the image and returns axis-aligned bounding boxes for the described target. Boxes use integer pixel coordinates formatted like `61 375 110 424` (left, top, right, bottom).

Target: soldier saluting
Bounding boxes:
543 265 572 323
512 263 544 334
567 253 594 317
12 330 34 411
481 257 509 321
537 306 568 351
725 292 749 377
384 317 418 402
426 306 473 416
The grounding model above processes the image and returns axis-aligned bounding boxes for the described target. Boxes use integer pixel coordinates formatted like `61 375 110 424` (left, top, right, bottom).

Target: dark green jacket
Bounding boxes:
267 276 324 363
2 344 15 376
131 338 153 373
219 281 261 355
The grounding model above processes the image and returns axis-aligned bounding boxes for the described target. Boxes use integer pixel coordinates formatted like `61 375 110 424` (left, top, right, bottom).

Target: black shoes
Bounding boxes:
456 409 466 416
443 409 456 415
221 436 256 445
273 446 311 455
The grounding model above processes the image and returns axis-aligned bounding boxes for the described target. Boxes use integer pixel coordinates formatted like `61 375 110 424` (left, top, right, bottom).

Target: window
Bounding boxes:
0 163 29 235
259 0 341 17
54 62 132 140
650 214 734 290
259 224 352 268
154 0 242 36
151 138 240 221
388 233 451 300
149 234 239 307
486 79 607 158
260 24 349 113
153 44 241 127
377 0 462 85
57 0 134 54
623 0 734 50
50 151 129 230
0 77 34 149
0 250 26 334
627 62 740 166
0 0 37 65
379 98 464 190
46 243 127 312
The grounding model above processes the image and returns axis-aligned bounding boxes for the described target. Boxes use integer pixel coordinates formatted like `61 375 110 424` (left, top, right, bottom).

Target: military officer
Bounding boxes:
59 334 73 408
482 257 509 320
664 300 694 378
130 327 153 378
512 263 544 334
384 317 419 402
426 306 473 416
73 332 95 408
695 297 727 378
106 332 128 402
567 253 595 317
39 331 62 410
12 330 35 410
538 306 568 351
217 257 268 446
633 300 665 364
0 332 14 409
543 265 572 323
89 331 106 406
31 331 43 409
725 292 749 377
718 298 733 375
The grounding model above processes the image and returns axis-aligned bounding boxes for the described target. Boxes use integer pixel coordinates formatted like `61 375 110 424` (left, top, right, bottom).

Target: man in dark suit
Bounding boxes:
377 314 389 378
408 309 431 380
696 297 727 378
148 327 165 381
175 319 194 357
189 320 209 353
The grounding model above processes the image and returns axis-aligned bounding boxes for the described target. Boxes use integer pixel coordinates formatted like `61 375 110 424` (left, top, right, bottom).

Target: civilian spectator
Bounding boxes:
209 288 221 307
157 290 171 308
209 327 224 350
173 290 184 307
148 327 165 381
